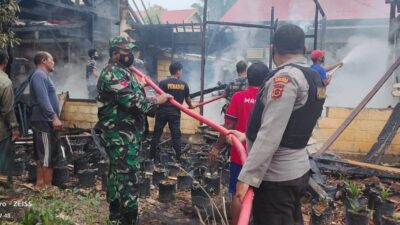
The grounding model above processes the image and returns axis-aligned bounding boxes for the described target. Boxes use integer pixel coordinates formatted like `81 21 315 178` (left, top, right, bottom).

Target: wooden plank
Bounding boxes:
344 159 400 174
58 92 69 115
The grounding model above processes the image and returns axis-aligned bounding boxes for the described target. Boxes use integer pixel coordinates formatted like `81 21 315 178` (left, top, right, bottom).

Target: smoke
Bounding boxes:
325 35 397 108
204 27 260 124
53 63 87 99
53 56 107 99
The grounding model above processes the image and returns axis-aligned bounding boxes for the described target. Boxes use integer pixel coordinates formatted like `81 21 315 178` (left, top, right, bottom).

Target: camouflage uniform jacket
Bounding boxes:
97 60 156 146
0 70 18 142
225 76 249 101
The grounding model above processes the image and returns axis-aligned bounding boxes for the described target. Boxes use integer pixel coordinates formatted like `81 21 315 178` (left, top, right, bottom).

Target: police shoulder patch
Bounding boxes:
273 75 290 84
271 84 285 100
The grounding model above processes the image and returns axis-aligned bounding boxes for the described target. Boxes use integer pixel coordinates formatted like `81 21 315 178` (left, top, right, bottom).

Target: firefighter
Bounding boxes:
150 62 194 161
310 49 343 86
221 60 248 114
97 36 171 225
228 24 326 225
208 61 269 225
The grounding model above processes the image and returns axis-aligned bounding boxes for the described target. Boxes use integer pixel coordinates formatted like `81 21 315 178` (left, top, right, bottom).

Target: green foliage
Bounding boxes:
24 188 106 225
0 0 20 48
318 196 329 205
344 180 361 199
348 198 369 214
379 187 391 201
21 208 73 225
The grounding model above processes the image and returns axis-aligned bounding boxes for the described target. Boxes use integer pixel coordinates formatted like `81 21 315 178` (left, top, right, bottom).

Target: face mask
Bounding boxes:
93 55 99 60
321 57 325 64
118 52 134 67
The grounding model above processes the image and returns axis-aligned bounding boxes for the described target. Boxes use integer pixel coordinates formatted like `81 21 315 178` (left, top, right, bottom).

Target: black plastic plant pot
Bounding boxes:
143 159 155 173
191 182 210 209
193 166 207 179
159 180 176 203
381 200 395 217
96 160 108 176
188 153 200 164
74 158 89 175
71 142 87 152
204 176 220 195
152 169 168 186
12 159 25 176
77 169 96 187
373 197 396 225
26 163 37 183
52 167 70 187
138 177 151 198
382 216 400 225
199 156 208 166
167 163 180 177
310 201 333 225
159 152 171 166
177 174 193 191
345 210 369 225
179 156 192 170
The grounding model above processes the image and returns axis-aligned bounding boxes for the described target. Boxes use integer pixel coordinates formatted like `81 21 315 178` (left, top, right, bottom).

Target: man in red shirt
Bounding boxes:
208 61 269 225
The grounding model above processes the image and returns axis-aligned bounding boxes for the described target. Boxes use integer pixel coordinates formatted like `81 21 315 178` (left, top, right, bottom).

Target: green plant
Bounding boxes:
21 208 73 225
344 180 362 199
319 196 329 205
348 198 370 214
0 0 20 48
379 187 391 201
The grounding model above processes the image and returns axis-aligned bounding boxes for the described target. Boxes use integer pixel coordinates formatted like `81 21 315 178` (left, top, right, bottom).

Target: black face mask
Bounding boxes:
321 57 325 64
118 52 134 67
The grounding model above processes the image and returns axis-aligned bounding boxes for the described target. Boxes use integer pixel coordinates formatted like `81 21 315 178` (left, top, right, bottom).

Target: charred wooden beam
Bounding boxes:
207 21 273 29
311 154 400 180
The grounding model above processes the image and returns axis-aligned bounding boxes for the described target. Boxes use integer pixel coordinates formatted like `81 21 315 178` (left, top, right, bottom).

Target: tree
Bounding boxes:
0 0 20 49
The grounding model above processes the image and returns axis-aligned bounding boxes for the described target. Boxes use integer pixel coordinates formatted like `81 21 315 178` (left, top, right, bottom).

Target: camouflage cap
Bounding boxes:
109 36 136 50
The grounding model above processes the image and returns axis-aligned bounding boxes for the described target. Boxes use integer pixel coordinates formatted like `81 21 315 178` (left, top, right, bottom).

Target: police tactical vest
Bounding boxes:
246 64 326 149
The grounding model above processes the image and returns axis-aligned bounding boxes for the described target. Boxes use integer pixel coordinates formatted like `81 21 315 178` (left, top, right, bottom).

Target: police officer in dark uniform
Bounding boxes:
228 24 326 225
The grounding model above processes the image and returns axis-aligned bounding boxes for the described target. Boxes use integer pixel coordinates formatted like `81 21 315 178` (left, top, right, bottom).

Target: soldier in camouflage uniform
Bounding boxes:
97 36 170 225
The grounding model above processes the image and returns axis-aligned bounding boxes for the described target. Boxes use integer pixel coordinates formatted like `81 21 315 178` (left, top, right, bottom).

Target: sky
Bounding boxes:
129 0 200 10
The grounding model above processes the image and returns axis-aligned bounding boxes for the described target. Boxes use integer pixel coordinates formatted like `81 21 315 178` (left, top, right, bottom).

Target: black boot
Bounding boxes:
120 209 138 225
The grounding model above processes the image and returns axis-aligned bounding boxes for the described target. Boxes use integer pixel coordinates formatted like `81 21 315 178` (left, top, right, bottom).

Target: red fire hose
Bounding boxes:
130 66 253 225
193 95 225 108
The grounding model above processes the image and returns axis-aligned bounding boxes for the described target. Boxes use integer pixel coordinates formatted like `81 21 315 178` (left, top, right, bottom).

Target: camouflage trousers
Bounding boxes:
106 144 140 213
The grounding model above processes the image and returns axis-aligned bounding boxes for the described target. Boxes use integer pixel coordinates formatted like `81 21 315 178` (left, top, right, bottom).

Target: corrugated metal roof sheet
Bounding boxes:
221 0 389 22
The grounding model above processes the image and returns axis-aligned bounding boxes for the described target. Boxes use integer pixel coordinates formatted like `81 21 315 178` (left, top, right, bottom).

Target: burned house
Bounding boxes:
12 0 120 95
217 0 400 159
127 0 400 159
10 0 121 132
